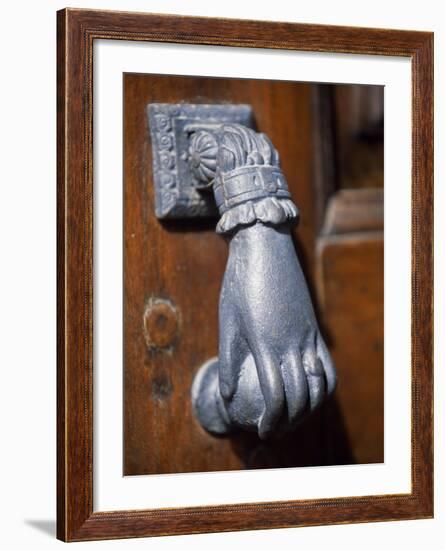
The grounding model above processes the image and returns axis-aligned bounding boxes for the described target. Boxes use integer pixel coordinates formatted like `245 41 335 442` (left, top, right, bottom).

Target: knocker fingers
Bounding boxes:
317 335 337 395
280 348 309 426
218 316 244 401
250 342 285 440
302 332 326 412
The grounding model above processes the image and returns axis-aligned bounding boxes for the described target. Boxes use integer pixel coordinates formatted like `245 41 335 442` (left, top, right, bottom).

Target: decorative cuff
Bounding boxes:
216 197 299 235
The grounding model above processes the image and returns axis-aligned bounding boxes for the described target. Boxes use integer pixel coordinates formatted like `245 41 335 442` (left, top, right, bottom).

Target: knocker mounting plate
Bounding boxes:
147 103 254 219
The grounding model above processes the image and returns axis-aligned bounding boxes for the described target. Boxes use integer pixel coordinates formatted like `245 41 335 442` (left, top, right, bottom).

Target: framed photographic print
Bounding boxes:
57 8 433 541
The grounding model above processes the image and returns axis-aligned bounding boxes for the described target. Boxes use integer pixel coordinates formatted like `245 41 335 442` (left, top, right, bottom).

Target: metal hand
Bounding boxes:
192 124 336 439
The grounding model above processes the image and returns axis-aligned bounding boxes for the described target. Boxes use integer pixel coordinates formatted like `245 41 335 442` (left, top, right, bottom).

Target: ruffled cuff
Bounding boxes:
216 197 299 235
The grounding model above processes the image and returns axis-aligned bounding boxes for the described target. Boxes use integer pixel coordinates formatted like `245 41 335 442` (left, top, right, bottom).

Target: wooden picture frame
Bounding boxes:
57 8 433 541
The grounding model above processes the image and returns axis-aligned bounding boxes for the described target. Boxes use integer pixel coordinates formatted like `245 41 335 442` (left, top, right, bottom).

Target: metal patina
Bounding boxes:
148 104 337 440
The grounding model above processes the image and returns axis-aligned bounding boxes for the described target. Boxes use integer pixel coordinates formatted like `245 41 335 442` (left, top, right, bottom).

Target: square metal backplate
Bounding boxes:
147 103 254 219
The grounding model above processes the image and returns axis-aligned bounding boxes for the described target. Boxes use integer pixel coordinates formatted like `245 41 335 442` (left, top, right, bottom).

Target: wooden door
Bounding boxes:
123 73 383 475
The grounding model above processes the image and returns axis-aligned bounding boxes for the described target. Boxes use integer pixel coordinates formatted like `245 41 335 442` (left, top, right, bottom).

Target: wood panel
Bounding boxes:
317 244 384 463
333 85 384 189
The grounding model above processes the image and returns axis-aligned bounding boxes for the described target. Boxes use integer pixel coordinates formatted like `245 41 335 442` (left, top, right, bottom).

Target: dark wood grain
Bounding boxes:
57 8 94 541
321 189 384 235
316 198 384 464
57 8 433 541
56 9 66 540
333 85 384 189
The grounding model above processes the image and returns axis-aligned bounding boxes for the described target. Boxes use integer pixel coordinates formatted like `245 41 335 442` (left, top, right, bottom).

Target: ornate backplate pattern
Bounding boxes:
147 103 254 218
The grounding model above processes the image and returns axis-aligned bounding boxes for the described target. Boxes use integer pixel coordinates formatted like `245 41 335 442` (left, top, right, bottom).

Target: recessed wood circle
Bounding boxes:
143 298 180 350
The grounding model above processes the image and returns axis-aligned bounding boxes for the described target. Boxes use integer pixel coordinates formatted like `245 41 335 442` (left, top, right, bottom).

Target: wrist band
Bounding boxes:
213 164 291 214
216 196 299 235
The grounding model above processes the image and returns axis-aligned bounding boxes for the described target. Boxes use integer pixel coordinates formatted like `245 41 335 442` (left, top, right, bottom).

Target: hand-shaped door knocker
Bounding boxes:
148 104 336 440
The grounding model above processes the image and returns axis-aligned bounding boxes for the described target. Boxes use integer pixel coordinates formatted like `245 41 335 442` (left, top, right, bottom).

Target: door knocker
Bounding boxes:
148 104 336 440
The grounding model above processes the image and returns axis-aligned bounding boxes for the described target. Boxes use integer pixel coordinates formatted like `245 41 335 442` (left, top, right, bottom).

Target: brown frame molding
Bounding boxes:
57 8 433 541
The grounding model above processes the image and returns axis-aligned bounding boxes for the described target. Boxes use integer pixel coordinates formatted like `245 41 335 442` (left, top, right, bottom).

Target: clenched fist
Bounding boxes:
192 124 336 439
